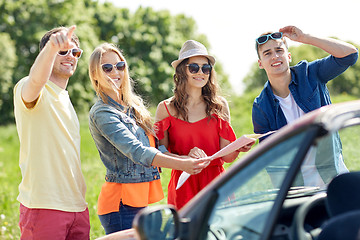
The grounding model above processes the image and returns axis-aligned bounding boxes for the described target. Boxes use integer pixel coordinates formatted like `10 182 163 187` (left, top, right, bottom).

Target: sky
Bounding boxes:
103 0 360 93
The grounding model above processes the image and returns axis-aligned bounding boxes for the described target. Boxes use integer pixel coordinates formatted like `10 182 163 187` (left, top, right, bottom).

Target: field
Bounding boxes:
0 93 357 239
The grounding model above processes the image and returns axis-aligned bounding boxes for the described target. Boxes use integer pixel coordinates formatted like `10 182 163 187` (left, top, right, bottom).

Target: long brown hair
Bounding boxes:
89 43 154 134
170 58 227 122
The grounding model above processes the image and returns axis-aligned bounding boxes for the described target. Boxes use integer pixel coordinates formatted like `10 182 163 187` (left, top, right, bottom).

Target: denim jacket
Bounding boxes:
252 52 358 177
89 96 167 183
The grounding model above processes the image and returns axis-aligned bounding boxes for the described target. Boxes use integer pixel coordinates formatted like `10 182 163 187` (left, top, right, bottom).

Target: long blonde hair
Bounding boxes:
89 43 154 134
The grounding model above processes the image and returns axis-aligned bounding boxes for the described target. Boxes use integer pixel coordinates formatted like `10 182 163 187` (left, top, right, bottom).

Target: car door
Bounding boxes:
200 126 321 240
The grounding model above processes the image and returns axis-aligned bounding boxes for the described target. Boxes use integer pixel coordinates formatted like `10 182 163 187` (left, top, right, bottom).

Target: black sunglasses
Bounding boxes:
102 61 126 73
256 32 283 45
58 48 83 59
186 63 212 75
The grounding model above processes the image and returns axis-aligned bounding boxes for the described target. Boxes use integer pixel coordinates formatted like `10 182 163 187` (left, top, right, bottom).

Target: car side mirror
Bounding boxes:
133 205 179 240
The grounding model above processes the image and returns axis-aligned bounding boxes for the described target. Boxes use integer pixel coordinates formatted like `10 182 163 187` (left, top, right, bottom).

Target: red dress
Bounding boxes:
154 103 236 209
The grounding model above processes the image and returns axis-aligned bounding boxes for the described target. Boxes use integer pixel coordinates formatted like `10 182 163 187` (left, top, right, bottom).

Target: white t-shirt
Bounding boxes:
275 93 305 123
14 77 87 212
275 93 325 188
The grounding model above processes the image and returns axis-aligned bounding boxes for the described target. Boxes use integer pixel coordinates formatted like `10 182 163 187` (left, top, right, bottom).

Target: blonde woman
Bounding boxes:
88 43 209 234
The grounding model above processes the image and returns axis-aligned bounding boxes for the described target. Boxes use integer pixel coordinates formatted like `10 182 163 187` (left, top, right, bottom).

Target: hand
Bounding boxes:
279 25 305 43
188 147 208 159
48 25 77 52
183 156 210 175
236 139 256 153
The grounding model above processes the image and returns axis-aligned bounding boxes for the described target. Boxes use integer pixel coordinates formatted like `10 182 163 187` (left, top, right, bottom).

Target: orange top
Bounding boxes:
97 134 164 215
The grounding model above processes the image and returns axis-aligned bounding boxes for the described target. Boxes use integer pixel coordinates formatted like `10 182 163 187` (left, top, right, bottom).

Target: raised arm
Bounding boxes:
22 26 77 104
279 26 358 58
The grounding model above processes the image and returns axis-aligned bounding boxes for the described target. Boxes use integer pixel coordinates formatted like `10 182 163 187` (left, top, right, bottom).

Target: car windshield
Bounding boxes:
205 126 344 240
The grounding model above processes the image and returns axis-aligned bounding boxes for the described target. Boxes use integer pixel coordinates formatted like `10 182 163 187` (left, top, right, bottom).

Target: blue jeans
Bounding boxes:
98 202 144 235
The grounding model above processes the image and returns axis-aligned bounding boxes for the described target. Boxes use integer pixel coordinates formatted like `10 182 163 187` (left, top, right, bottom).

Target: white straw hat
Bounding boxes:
171 40 215 69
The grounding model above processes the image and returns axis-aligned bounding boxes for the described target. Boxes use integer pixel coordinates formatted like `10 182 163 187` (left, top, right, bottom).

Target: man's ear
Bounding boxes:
258 59 264 69
288 52 292 63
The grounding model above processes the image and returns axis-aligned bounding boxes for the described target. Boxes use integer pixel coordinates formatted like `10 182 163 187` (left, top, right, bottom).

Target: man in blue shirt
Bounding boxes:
252 25 358 186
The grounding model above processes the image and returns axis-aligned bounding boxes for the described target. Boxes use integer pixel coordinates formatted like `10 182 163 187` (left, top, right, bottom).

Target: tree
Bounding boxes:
0 0 99 117
0 33 17 124
93 6 231 104
243 62 268 92
0 0 231 124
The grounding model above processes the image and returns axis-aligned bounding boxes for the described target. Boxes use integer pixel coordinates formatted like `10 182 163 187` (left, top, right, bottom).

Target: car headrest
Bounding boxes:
326 171 360 217
317 210 360 240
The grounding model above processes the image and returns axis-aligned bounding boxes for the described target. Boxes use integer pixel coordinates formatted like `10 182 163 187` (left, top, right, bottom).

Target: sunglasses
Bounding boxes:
57 48 83 59
186 63 212 75
256 32 283 45
102 61 126 73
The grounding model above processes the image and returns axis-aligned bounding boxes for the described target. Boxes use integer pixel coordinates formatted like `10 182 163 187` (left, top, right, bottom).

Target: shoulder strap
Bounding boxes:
163 102 172 117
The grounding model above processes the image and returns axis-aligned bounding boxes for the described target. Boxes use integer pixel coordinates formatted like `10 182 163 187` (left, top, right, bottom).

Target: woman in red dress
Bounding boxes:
155 40 255 209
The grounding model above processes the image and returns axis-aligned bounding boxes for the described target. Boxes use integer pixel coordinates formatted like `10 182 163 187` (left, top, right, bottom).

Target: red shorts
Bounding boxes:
19 204 90 240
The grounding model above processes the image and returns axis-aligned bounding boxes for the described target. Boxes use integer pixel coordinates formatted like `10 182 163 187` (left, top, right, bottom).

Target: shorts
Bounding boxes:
19 204 90 240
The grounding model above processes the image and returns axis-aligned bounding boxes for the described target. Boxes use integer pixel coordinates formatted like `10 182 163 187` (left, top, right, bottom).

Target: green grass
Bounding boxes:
0 124 21 239
0 92 358 239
